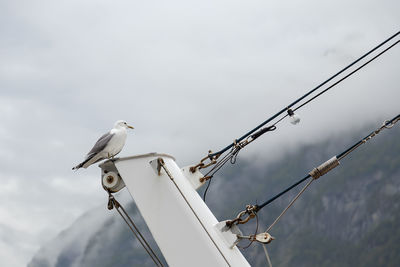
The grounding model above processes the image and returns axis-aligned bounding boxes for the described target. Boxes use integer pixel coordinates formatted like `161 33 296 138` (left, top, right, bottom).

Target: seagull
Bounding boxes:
72 120 134 170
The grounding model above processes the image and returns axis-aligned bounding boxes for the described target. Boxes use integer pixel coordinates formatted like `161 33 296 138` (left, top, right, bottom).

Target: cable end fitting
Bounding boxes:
199 176 212 183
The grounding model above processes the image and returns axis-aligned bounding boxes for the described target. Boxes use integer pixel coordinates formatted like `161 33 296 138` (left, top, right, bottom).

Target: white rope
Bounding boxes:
262 244 273 267
266 178 314 233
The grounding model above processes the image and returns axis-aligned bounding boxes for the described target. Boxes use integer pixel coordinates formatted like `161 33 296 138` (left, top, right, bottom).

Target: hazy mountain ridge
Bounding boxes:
29 125 400 267
28 201 165 267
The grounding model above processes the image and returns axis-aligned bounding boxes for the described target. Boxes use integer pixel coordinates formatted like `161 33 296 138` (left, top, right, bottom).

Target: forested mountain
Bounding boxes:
29 125 400 267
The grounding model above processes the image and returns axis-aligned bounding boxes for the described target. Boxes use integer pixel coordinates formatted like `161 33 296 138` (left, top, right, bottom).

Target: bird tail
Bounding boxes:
72 153 104 170
72 156 92 170
72 162 84 170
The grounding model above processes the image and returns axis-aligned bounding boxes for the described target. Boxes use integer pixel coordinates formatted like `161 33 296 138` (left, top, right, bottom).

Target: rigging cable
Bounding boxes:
224 114 400 249
254 114 400 212
264 178 314 232
207 31 399 160
293 39 400 113
199 31 400 201
262 244 273 267
192 31 399 186
202 126 277 200
107 192 165 267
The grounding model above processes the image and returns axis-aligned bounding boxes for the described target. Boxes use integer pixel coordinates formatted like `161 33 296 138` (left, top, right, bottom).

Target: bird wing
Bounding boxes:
86 132 115 158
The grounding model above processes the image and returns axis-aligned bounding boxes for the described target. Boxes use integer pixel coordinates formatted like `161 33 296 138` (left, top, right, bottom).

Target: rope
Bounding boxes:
221 114 399 260
237 213 260 249
265 178 314 233
202 149 238 201
202 126 277 201
207 31 399 160
202 177 213 201
262 244 273 267
108 193 164 267
256 174 311 211
199 32 398 194
255 114 400 212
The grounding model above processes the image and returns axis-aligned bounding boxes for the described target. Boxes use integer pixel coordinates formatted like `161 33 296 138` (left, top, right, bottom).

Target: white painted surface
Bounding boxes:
108 153 250 267
180 165 205 190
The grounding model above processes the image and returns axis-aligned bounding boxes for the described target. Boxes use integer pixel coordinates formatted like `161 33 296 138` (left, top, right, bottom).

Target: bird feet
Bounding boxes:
108 153 116 162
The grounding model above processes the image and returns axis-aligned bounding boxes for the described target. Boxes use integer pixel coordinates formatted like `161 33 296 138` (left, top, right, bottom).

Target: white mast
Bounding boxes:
100 153 250 267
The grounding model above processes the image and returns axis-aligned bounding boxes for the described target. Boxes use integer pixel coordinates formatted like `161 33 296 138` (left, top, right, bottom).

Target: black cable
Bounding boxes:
250 125 277 140
202 178 212 201
202 150 238 201
266 37 398 143
209 31 400 160
294 40 400 112
254 114 400 212
202 33 399 202
203 125 278 202
237 213 259 249
255 174 311 211
337 114 400 159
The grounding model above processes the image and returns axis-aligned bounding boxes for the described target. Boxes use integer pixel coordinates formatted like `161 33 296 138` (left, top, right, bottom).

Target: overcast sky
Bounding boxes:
0 0 399 266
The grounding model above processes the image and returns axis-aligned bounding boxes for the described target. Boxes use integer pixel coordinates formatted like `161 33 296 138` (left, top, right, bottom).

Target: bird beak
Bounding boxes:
127 125 134 129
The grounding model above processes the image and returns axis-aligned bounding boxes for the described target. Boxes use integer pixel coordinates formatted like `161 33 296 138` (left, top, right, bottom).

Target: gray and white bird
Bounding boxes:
72 120 134 170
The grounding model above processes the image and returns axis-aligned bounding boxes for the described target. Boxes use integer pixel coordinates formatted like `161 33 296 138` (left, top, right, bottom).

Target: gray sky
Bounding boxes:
0 0 399 266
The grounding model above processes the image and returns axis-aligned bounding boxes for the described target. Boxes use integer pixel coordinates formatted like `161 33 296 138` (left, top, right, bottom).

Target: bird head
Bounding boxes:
114 120 134 129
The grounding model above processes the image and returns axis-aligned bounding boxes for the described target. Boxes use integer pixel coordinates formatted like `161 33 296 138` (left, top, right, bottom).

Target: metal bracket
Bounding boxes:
149 158 163 175
181 165 206 190
214 220 243 249
99 160 125 193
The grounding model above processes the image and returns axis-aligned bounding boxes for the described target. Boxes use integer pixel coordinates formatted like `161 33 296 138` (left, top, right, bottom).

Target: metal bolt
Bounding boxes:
106 175 114 184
